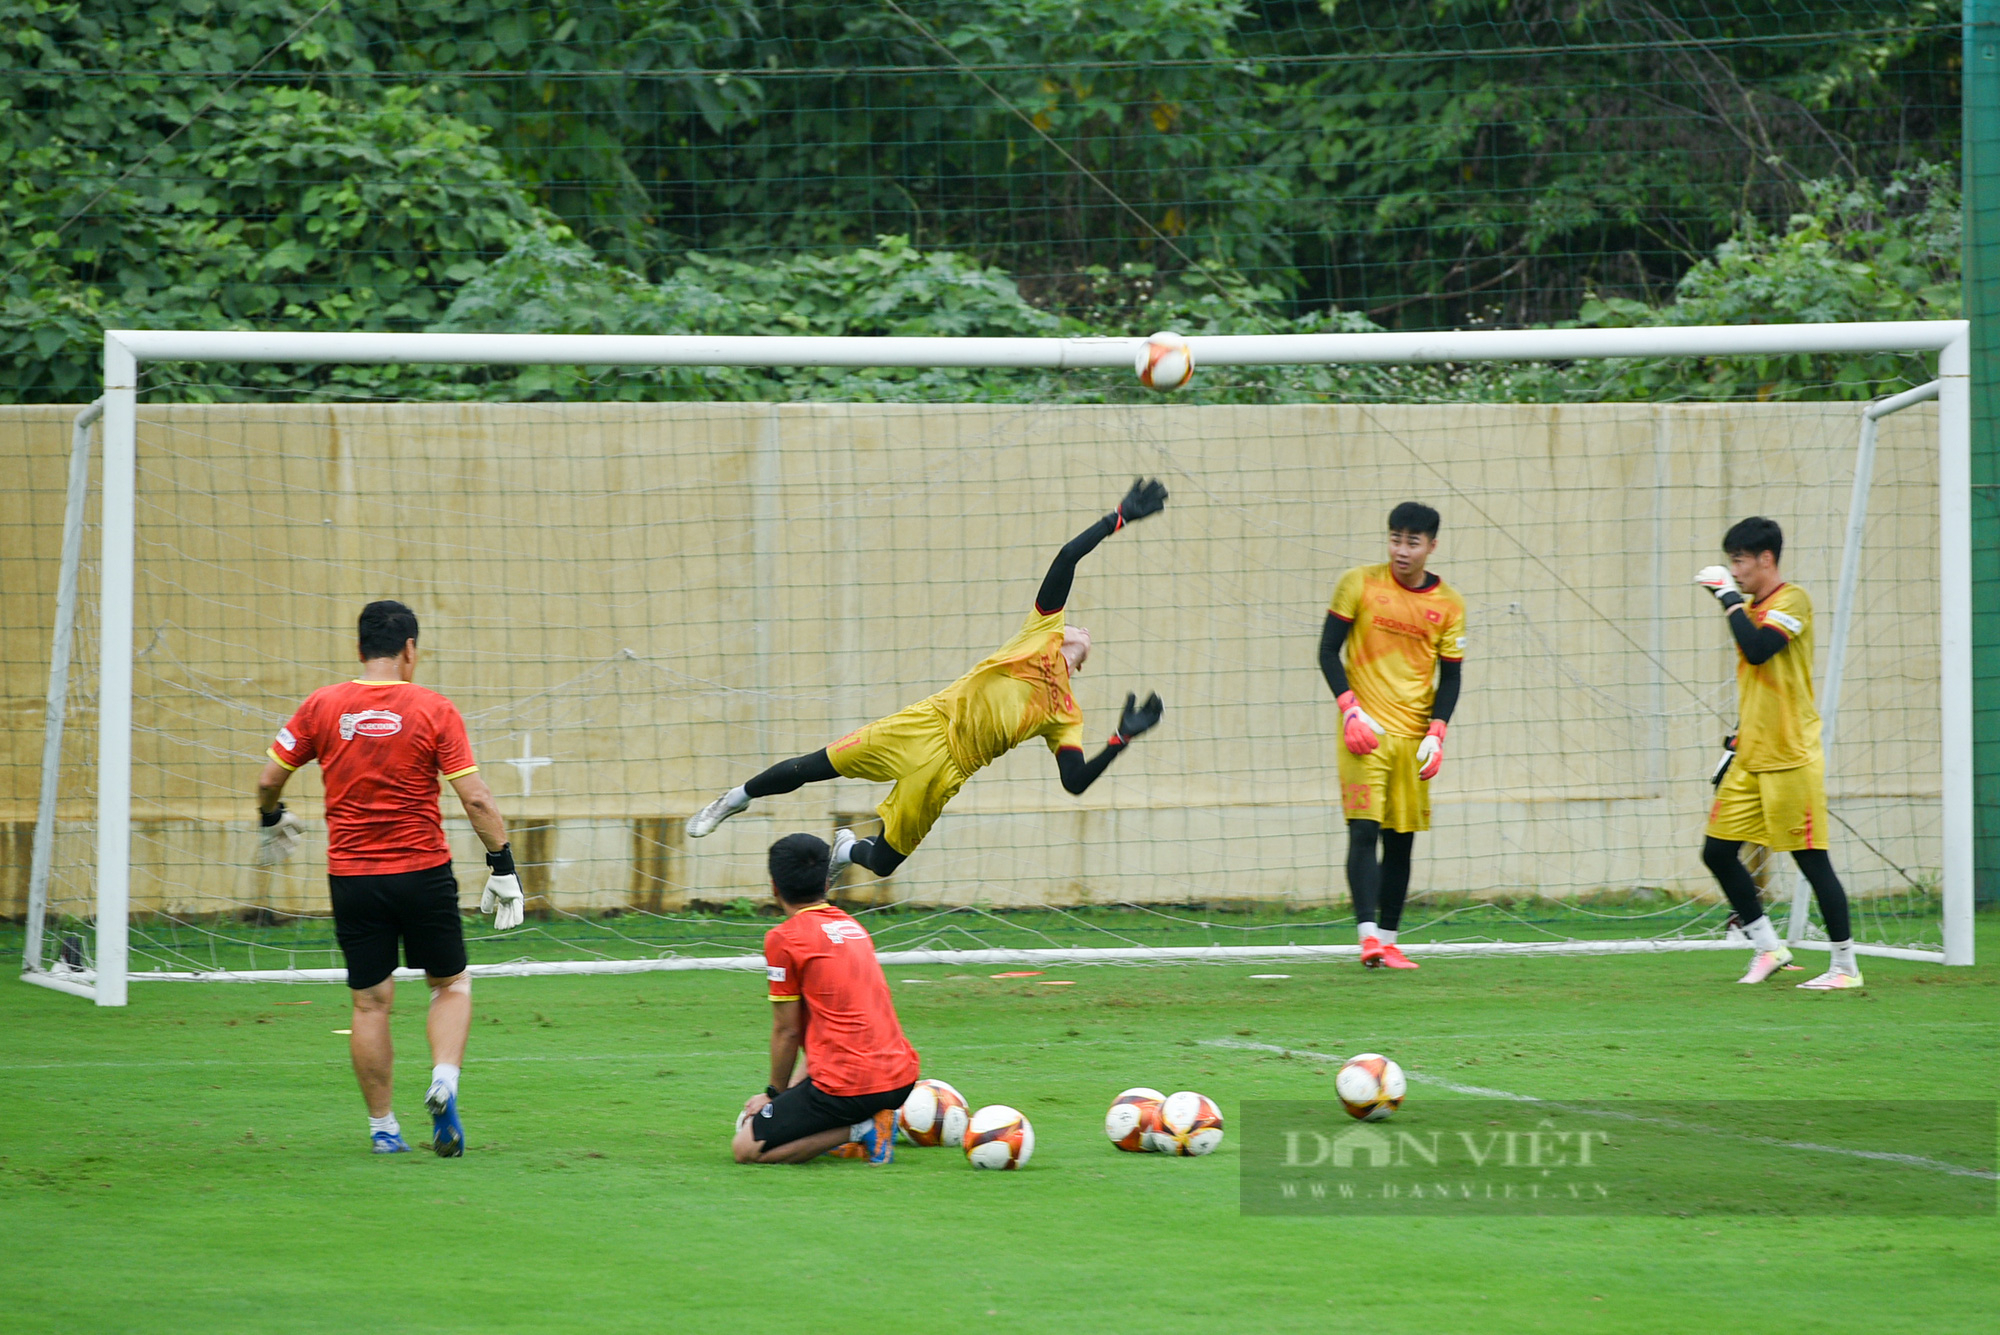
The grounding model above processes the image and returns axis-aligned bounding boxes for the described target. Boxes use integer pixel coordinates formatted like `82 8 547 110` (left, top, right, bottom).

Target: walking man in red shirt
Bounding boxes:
731 834 920 1165
255 600 525 1156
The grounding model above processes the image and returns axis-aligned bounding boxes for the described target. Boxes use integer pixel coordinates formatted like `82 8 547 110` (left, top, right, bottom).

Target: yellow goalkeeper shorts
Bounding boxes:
1336 732 1429 834
1705 756 1830 852
827 702 968 856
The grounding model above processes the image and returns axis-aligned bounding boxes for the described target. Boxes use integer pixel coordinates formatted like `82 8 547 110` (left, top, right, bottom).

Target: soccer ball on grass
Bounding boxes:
1335 1053 1406 1122
1104 1086 1166 1153
900 1078 970 1147
964 1104 1035 1170
1152 1090 1225 1156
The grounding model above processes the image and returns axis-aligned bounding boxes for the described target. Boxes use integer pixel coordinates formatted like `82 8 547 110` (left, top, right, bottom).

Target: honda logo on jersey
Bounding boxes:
821 919 867 945
339 710 403 740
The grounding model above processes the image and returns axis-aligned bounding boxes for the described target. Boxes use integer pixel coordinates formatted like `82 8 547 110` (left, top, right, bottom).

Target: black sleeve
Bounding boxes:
1727 609 1789 666
1431 658 1461 724
1035 513 1120 615
1319 613 1351 697
1056 741 1126 795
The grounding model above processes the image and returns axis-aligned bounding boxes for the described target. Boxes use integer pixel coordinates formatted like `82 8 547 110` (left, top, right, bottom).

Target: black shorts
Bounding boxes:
328 860 467 990
749 1076 916 1148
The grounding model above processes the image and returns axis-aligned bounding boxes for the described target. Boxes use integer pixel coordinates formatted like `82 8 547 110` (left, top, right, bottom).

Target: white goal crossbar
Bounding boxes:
27 321 1974 1004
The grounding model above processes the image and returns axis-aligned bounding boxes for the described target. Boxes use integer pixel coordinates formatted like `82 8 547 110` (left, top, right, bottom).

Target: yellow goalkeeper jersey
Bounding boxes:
1330 563 1466 738
1734 582 1821 772
926 607 1087 776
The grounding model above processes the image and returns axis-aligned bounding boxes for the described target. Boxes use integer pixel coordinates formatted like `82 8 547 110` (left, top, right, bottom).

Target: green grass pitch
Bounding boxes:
5 925 1997 1334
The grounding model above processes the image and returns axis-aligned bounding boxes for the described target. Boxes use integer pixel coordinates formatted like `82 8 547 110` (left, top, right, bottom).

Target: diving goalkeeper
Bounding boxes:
688 479 1170 879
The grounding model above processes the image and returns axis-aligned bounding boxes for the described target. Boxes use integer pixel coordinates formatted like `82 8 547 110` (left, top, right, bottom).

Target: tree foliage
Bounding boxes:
0 0 1960 402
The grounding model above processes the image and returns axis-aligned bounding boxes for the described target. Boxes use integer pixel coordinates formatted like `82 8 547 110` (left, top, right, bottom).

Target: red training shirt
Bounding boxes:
764 904 920 1097
267 679 479 877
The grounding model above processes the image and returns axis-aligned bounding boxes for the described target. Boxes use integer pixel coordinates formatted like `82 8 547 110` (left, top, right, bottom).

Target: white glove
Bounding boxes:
1711 734 1737 788
1415 720 1447 782
256 805 304 866
481 873 525 931
1693 566 1743 606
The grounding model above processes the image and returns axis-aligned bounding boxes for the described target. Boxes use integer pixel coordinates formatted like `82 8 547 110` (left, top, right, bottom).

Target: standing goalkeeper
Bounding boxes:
1319 503 1465 969
1694 517 1860 990
688 480 1169 879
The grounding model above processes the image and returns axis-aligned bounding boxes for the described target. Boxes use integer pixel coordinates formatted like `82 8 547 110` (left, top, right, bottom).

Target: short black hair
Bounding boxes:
357 600 419 660
1723 517 1783 562
769 833 831 905
1388 501 1440 537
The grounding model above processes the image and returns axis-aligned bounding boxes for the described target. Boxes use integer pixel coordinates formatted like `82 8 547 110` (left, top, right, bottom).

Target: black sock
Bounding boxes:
743 749 838 800
1790 848 1852 942
1346 820 1381 926
1378 830 1415 932
850 836 907 877
1701 837 1765 924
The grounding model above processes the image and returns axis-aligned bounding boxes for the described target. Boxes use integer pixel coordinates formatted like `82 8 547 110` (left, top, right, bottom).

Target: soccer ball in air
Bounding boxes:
1153 1090 1225 1156
1335 1053 1407 1122
900 1078 970 1147
1104 1086 1166 1153
1135 330 1194 392
964 1105 1035 1170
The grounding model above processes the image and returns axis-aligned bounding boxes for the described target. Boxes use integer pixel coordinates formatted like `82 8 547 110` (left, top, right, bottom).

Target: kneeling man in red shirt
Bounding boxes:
732 834 919 1165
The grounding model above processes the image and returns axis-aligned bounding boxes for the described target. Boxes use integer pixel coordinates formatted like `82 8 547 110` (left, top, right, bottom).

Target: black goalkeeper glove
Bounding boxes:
1112 691 1164 744
1711 733 1737 788
1112 477 1169 528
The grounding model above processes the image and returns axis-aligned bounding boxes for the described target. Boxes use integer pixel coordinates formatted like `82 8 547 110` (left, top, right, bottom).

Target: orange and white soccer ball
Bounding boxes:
1154 1090 1225 1156
1104 1086 1166 1153
1134 330 1194 392
964 1104 1035 1170
900 1078 970 1147
1335 1052 1407 1122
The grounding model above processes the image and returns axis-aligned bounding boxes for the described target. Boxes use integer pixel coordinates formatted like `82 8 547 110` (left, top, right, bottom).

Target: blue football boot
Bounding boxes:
852 1108 898 1165
426 1082 465 1158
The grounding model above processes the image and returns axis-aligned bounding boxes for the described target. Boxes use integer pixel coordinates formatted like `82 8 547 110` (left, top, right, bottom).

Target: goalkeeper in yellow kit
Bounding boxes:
1694 516 1861 990
1319 502 1465 970
687 480 1169 881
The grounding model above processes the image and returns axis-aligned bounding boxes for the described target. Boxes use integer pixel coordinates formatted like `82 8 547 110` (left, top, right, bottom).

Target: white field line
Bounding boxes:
1203 1038 1998 1181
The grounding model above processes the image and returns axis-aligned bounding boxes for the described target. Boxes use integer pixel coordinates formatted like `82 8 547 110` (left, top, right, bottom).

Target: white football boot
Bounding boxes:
687 789 748 839
1736 947 1794 984
826 828 856 890
1796 968 1865 991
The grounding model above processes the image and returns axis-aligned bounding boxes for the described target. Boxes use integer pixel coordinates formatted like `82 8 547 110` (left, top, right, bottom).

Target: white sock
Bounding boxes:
369 1113 400 1137
1746 915 1783 953
430 1063 460 1098
726 785 751 810
1379 928 1398 946
1830 940 1858 974
849 1119 871 1141
1358 920 1378 944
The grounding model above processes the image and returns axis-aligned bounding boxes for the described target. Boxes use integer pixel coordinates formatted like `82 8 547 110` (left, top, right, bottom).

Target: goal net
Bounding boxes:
20 325 1972 1003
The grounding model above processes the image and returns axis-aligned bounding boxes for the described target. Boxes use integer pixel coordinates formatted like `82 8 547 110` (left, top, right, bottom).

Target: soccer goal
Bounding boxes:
20 321 1972 1004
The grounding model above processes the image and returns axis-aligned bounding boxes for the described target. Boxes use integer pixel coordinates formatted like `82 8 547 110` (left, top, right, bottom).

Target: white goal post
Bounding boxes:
25 321 1973 1004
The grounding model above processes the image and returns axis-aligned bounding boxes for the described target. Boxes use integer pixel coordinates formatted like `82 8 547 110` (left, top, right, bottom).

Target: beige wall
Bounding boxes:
2 400 1942 915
